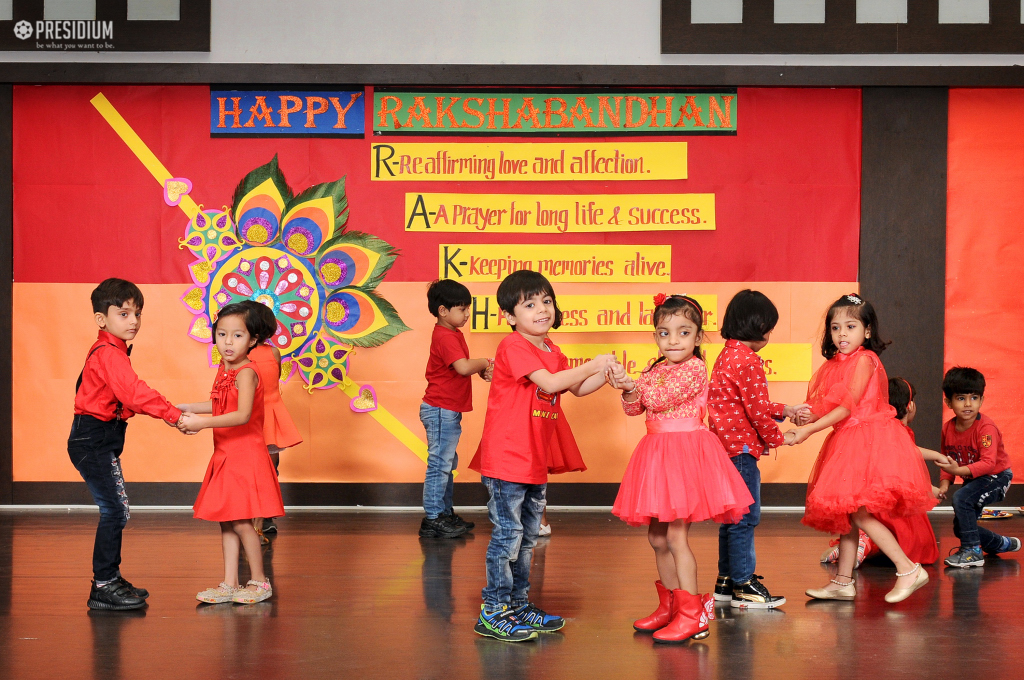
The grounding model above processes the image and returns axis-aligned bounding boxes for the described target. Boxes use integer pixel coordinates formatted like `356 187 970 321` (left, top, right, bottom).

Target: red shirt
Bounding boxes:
941 412 1010 481
707 340 786 458
470 333 583 485
74 330 182 424
423 325 473 412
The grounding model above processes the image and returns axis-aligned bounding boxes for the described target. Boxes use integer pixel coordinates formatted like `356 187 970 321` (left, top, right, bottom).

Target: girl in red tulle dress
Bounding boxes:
787 295 936 604
607 295 754 643
178 302 284 605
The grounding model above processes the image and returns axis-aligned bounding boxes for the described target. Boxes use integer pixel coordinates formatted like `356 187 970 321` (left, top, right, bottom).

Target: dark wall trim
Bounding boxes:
1 64 1024 87
859 88 948 466
0 84 10 506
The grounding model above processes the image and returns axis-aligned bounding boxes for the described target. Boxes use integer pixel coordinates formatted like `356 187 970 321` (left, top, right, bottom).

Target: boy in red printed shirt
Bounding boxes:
469 270 614 642
419 279 492 539
707 290 806 609
70 279 186 610
938 366 1019 568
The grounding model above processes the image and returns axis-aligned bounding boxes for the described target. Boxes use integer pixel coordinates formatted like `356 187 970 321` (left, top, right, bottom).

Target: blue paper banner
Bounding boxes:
211 90 365 137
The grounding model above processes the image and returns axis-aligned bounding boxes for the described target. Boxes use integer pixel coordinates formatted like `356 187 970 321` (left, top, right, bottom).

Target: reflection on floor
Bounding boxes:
0 510 1020 680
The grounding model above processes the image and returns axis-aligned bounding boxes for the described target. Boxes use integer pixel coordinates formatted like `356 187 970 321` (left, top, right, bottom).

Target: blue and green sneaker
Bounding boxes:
512 602 565 632
474 605 538 642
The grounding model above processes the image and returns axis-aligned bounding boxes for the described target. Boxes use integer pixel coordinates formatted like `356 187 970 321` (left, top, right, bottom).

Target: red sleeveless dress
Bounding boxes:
802 348 936 535
193 363 285 522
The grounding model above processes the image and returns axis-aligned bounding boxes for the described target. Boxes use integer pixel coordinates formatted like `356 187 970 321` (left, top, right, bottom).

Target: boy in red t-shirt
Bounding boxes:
937 367 1019 568
70 279 186 610
419 279 492 539
469 270 614 642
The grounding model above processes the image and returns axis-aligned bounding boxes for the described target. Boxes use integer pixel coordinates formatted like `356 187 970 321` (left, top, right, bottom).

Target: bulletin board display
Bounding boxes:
12 85 860 484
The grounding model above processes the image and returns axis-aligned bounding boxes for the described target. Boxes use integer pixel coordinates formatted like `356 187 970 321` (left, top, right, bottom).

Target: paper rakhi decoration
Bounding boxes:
164 177 193 206
349 385 378 413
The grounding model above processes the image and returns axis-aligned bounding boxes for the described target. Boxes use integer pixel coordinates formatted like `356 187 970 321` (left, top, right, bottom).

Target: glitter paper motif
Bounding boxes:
181 157 407 389
349 385 378 413
164 177 192 206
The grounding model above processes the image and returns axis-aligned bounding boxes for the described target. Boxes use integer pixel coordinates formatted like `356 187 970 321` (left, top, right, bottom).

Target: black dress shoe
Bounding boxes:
118 576 149 600
419 515 468 538
88 580 147 611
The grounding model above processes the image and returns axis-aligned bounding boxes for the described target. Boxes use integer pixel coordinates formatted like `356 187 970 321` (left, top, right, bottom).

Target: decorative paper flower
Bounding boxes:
178 207 241 263
293 331 351 393
653 293 667 306
181 155 408 388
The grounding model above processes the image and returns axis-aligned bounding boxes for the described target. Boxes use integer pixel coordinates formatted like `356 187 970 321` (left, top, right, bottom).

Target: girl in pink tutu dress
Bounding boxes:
787 294 936 604
607 294 754 643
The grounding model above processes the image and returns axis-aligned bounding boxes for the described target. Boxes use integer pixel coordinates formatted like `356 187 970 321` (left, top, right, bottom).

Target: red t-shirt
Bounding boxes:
470 333 584 485
941 413 1010 481
423 325 473 412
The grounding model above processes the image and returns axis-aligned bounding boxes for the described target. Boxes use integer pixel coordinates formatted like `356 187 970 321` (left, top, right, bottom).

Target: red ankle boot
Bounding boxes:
634 580 674 631
652 590 715 643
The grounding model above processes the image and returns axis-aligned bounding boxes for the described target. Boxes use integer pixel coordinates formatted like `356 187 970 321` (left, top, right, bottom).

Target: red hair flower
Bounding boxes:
653 293 667 306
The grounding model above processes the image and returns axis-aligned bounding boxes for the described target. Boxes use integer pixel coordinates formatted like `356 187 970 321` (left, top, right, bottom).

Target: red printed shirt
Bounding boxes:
470 333 583 485
941 413 1010 481
423 325 473 412
74 330 182 424
707 340 785 458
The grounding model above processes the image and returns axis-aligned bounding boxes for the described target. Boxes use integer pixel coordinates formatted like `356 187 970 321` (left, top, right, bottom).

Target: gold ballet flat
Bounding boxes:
885 564 929 603
805 578 856 601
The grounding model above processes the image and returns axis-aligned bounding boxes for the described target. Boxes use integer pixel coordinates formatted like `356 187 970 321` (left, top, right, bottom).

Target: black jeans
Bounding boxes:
953 469 1013 551
68 414 130 581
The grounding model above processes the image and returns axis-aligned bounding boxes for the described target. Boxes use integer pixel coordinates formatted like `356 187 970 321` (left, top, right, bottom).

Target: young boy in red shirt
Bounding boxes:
70 279 185 610
707 290 805 609
470 270 614 642
938 367 1019 567
419 279 492 539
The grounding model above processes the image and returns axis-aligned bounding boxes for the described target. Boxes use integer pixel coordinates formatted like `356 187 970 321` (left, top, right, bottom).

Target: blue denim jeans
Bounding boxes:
67 414 130 582
420 403 462 519
953 469 1013 551
717 452 760 583
481 476 545 609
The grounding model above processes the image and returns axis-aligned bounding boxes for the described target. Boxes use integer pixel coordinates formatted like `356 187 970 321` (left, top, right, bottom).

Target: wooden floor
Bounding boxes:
0 509 1021 680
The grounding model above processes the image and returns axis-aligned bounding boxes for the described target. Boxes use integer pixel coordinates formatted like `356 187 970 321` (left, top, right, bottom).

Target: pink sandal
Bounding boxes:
232 579 272 604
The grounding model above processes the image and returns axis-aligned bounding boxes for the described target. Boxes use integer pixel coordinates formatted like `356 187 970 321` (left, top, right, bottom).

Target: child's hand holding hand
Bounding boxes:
784 427 811 446
784 403 810 422
178 413 204 434
794 409 814 426
590 354 617 373
480 360 494 382
606 363 635 393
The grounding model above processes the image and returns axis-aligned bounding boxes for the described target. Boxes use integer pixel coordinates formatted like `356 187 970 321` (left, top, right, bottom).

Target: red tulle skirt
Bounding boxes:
613 421 754 527
802 417 936 535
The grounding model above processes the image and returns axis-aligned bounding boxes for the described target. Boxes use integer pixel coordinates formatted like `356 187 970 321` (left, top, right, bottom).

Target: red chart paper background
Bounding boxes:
947 89 1024 478
12 85 861 483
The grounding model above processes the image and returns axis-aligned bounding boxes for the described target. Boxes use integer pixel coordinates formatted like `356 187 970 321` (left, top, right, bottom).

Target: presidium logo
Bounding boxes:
13 19 113 41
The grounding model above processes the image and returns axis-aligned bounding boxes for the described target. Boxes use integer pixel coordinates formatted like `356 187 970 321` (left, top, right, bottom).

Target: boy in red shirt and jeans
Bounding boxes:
470 270 614 642
419 279 492 539
938 366 1020 567
708 290 806 608
70 279 186 610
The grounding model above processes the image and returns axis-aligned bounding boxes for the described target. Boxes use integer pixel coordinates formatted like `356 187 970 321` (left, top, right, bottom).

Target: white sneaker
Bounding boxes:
538 524 551 537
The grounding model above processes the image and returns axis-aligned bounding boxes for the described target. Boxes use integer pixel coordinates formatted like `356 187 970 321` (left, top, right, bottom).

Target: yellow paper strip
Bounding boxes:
89 92 199 220
372 142 687 181
440 244 671 282
407 193 715 233
560 343 812 382
339 382 436 469
470 294 719 333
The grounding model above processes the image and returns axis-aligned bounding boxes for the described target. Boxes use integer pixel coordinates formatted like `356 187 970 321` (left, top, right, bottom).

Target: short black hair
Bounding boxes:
888 377 916 420
91 278 144 314
496 270 562 330
721 289 779 342
820 294 890 359
213 301 264 346
239 300 279 345
426 279 472 318
943 366 986 399
645 295 706 371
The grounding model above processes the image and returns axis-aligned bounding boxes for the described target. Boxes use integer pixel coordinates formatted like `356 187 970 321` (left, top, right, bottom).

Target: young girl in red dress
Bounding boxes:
820 377 943 567
607 295 754 643
787 295 936 603
244 301 303 540
178 302 284 605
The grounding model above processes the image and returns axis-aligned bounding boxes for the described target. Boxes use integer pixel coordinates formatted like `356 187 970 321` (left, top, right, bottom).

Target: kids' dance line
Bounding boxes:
68 275 1019 638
